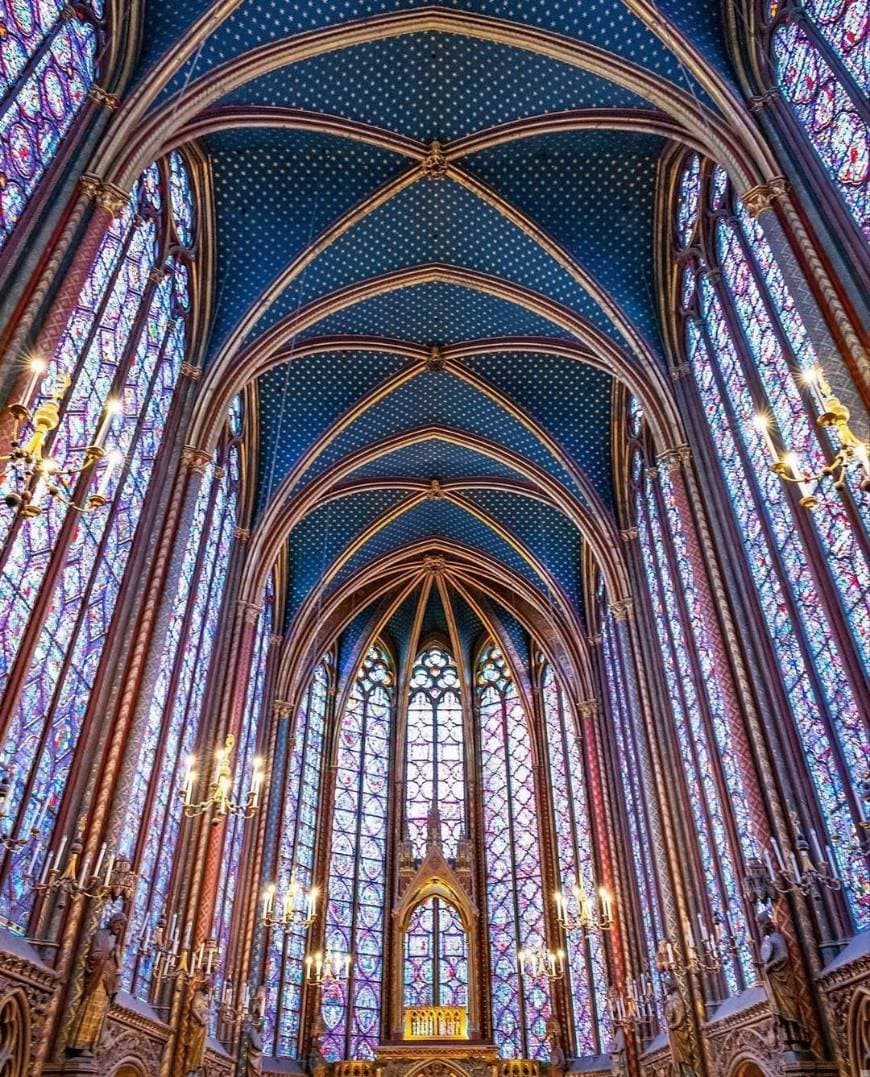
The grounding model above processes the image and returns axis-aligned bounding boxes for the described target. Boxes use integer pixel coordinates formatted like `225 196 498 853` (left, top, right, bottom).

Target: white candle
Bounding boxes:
809 828 823 864
91 397 122 450
33 795 49 829
94 842 106 878
28 840 42 876
55 834 67 869
825 845 838 878
38 849 52 885
94 450 123 499
770 836 786 870
104 853 114 886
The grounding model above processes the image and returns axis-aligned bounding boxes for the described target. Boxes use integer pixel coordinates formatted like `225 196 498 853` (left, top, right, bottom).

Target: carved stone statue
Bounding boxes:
245 984 266 1077
183 976 212 1076
757 907 807 1052
661 969 697 1076
546 1015 566 1077
66 912 126 1057
610 1025 627 1077
309 1011 328 1077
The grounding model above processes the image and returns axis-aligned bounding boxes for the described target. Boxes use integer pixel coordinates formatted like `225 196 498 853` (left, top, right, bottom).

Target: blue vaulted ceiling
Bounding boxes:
133 0 737 655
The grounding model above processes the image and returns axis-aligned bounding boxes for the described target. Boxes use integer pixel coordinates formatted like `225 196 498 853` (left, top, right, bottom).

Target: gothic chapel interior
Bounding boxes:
0 0 868 1074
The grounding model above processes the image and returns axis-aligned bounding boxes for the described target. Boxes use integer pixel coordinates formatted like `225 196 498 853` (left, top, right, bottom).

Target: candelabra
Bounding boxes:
554 881 614 935
149 921 219 986
1 367 124 519
305 950 351 987
753 363 870 509
751 819 843 899
0 765 50 853
516 946 565 982
33 828 136 904
180 735 264 821
608 973 656 1029
218 978 253 1027
261 878 318 929
679 913 737 974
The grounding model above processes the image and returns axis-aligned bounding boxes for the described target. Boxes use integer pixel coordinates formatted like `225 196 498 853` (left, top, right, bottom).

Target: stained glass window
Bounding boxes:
540 665 608 1055
264 661 329 1057
403 897 468 1009
599 596 664 1029
121 417 242 996
212 577 275 1027
766 0 868 237
0 1 103 249
322 646 393 1061
673 155 869 927
405 647 465 859
0 155 195 932
477 644 550 1061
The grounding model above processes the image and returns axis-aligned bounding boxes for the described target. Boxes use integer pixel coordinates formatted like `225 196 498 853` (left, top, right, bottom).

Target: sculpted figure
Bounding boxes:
66 912 126 1057
757 907 807 1051
662 969 697 1076
546 1014 566 1077
246 984 266 1077
610 1025 627 1077
183 976 212 1075
309 1011 328 1077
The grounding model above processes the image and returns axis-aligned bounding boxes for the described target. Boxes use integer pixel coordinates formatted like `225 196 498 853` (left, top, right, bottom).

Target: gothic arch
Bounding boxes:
847 985 870 1077
0 991 29 1077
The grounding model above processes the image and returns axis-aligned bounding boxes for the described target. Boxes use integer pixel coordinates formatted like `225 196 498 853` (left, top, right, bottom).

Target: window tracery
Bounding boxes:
263 659 329 1055
0 153 196 932
321 645 393 1061
477 644 549 1061
0 0 104 249
673 155 869 927
403 896 468 1010
405 646 465 859
764 0 868 237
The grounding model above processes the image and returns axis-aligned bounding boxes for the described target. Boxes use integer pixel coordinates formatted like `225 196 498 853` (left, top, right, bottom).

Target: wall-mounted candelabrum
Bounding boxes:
31 825 136 905
261 878 318 929
179 735 264 821
305 950 351 988
517 945 565 983
608 973 656 1029
554 880 614 935
148 918 219 986
0 764 51 853
1 365 125 519
752 363 870 509
751 816 843 900
218 978 255 1028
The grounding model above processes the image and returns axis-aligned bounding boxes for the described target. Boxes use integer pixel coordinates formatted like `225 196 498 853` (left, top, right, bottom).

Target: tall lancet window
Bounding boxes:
673 155 869 927
477 644 550 1060
540 664 608 1055
630 419 753 993
121 403 242 996
597 576 665 1028
212 576 275 1020
264 660 329 1057
322 645 394 1061
403 897 468 1010
764 0 868 238
0 0 103 249
405 646 465 858
0 153 196 931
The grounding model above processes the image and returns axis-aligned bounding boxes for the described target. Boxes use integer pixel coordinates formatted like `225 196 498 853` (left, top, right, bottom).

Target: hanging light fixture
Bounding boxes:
753 364 870 508
1 367 124 518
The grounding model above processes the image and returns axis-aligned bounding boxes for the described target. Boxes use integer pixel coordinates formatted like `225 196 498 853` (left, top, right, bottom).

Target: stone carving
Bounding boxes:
757 907 808 1054
545 1015 565 1077
610 1025 627 1077
309 1011 329 1077
182 977 212 1075
245 984 266 1076
662 969 698 1075
66 912 126 1057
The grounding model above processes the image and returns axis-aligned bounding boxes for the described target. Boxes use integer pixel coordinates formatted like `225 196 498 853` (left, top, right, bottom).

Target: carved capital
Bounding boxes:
269 633 283 647
657 444 692 472
238 598 261 625
670 362 690 381
741 177 788 219
609 597 634 621
421 140 449 180
181 445 212 474
586 633 602 647
79 172 102 200
748 88 780 112
95 182 129 217
234 527 251 541
180 362 201 380
273 699 294 718
578 698 598 718
148 267 166 284
88 84 120 110
620 527 638 542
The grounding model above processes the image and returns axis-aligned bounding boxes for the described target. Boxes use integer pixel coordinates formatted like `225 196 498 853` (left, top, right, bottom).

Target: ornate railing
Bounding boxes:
403 1005 469 1040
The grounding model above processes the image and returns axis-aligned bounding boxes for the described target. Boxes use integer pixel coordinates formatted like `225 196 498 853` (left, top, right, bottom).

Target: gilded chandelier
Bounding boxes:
180 734 264 820
554 880 614 934
754 364 870 509
261 878 318 929
1 363 124 519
